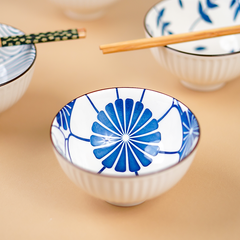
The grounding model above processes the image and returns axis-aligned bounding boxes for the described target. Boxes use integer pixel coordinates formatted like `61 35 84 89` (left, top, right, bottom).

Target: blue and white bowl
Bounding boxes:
144 0 240 91
50 87 200 206
0 23 36 113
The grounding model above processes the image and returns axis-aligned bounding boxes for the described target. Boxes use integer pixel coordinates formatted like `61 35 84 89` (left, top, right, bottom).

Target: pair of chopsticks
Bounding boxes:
1 25 240 54
99 25 240 54
0 28 86 47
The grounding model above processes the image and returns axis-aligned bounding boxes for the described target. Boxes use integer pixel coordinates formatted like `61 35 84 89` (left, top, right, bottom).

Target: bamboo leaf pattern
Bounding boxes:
206 0 218 8
157 8 165 26
230 0 236 8
198 1 212 23
234 4 240 20
162 22 170 35
179 0 183 8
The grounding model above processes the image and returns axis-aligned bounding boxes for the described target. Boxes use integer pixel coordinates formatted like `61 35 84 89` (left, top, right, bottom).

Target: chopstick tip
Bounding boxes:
77 28 87 38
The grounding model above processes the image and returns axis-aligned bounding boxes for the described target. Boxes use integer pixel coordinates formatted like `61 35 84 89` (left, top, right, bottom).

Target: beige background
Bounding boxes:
0 0 240 239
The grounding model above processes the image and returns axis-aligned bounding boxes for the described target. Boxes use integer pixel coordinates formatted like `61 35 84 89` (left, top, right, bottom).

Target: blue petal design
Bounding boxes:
130 108 152 134
92 122 120 138
230 0 236 8
132 119 159 136
56 99 76 130
157 8 165 27
131 132 161 143
131 141 159 156
97 111 120 135
115 99 124 132
105 103 122 134
93 142 121 159
90 98 161 173
129 143 152 167
102 144 122 168
206 0 218 8
115 146 126 172
198 1 212 23
129 101 144 132
127 145 141 172
125 99 134 132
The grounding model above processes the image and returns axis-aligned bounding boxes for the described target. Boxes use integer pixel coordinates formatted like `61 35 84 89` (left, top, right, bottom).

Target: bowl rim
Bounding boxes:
0 23 37 88
50 87 201 179
143 0 240 58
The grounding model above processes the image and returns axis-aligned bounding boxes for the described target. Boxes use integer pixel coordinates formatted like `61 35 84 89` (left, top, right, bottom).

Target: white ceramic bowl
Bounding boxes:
50 0 120 20
50 87 200 206
0 23 36 113
144 0 240 91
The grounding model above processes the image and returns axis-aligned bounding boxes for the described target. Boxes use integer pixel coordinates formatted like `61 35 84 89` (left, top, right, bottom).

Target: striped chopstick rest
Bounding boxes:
0 28 86 47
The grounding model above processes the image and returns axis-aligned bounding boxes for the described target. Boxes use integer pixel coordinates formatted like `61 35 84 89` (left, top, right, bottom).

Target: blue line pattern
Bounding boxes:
0 24 36 85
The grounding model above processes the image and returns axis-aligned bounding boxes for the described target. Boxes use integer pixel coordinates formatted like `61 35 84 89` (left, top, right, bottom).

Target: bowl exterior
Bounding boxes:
53 147 197 206
50 0 119 20
145 33 240 91
0 61 35 113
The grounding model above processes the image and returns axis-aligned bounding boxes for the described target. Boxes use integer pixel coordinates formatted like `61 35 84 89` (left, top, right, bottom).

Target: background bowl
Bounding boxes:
0 23 36 113
144 0 240 91
50 87 200 206
49 0 120 20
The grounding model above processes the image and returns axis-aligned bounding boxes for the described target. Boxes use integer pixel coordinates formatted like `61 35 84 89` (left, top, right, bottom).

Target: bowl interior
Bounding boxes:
145 0 240 55
0 24 36 85
51 88 200 176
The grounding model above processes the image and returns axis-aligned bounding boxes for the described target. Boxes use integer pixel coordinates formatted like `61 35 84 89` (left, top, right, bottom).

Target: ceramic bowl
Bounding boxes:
144 0 240 91
50 87 200 206
0 23 36 113
50 0 120 20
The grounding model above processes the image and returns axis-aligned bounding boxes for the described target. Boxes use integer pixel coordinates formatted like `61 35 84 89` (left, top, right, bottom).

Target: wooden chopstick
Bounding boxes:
100 25 240 54
0 28 86 47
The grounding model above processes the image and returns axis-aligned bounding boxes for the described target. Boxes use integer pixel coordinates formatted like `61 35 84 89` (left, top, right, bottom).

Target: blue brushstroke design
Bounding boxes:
195 46 207 51
198 1 212 23
179 0 183 8
162 22 170 35
206 0 218 8
230 0 236 8
234 4 240 20
157 8 165 27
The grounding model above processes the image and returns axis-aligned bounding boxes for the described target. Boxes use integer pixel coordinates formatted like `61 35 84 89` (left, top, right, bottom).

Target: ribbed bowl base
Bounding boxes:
64 9 105 20
181 80 225 91
106 201 145 207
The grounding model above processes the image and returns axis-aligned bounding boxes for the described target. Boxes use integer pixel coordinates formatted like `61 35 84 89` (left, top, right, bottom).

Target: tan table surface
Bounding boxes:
1 0 240 239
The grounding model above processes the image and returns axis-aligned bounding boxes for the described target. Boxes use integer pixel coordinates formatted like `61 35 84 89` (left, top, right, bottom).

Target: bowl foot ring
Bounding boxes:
64 9 106 20
181 80 225 91
106 201 144 207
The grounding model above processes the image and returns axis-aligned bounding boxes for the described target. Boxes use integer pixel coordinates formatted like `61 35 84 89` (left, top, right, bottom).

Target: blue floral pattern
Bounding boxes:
177 104 200 160
90 99 161 173
51 88 200 176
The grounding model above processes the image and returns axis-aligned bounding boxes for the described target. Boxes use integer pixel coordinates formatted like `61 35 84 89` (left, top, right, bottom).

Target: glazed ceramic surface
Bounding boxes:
0 24 36 85
50 0 120 20
50 88 200 206
0 23 36 113
144 0 240 91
